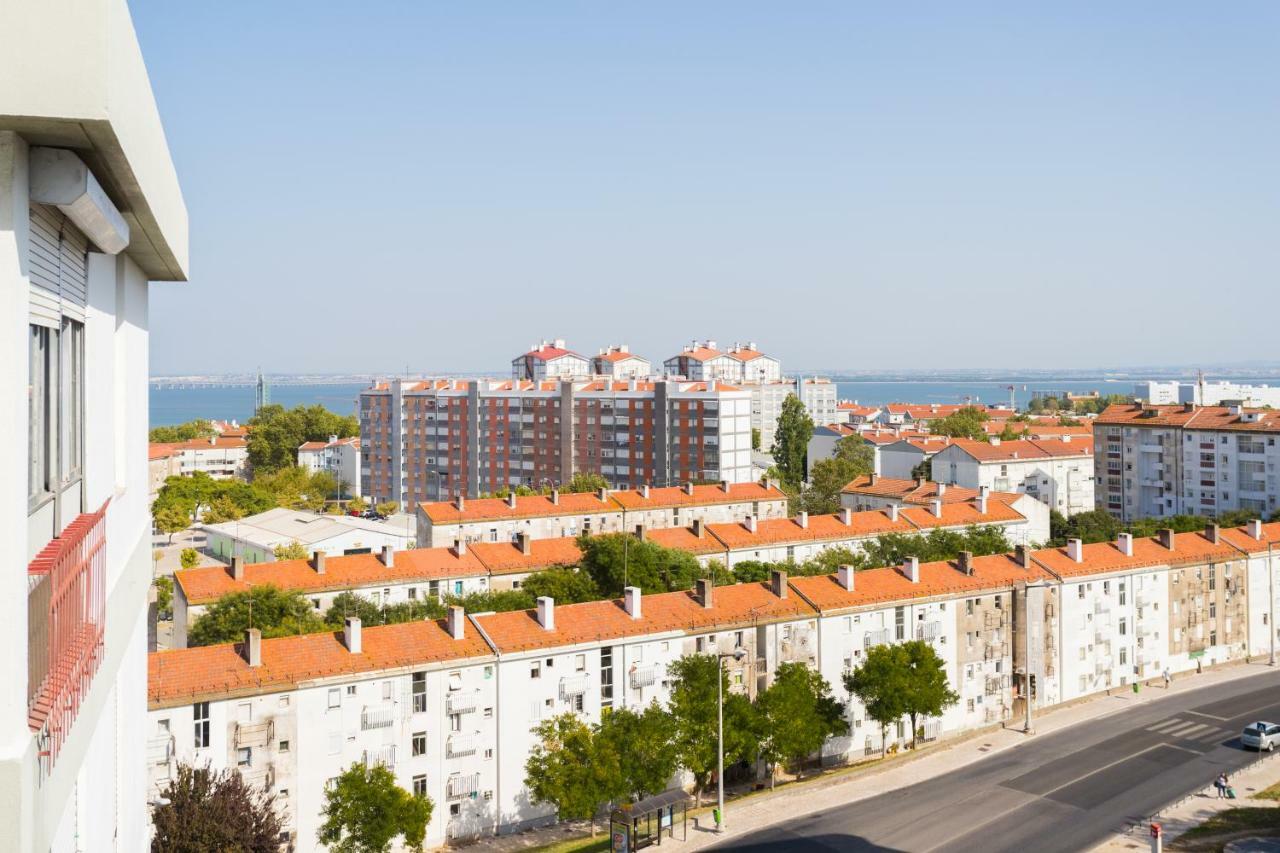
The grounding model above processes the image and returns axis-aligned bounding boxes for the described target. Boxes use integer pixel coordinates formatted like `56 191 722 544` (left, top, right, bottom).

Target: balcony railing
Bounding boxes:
448 772 481 799
446 691 478 715
28 500 109 772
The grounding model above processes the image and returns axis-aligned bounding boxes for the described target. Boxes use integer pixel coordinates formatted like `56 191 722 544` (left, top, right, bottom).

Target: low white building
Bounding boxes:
930 436 1095 516
1136 380 1280 408
297 435 362 496
149 435 250 480
839 476 1052 546
203 507 416 564
879 436 955 479
512 340 591 381
591 345 650 378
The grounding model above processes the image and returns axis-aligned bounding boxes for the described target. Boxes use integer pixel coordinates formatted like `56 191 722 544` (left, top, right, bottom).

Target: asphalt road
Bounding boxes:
712 669 1280 853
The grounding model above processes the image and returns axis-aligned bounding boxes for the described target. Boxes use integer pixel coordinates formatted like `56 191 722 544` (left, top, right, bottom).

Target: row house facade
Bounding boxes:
591 345 651 379
417 480 788 547
360 378 754 506
1094 403 1280 521
930 436 1095 516
663 340 783 384
511 340 591 381
297 435 362 497
149 522 1280 847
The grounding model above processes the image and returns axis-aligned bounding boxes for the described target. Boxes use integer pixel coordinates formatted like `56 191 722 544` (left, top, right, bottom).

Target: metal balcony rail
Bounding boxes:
448 772 481 799
559 674 589 699
916 621 942 641
630 665 658 689
235 719 275 748
447 733 478 758
361 705 396 731
147 733 175 767
446 691 478 715
864 628 892 649
28 500 109 772
363 745 396 769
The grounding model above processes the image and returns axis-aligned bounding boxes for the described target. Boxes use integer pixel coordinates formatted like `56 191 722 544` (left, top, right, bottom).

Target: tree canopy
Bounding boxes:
254 465 340 511
756 661 847 786
247 403 358 475
318 762 432 853
799 436 875 515
770 394 813 489
152 471 276 532
899 640 959 748
856 525 1012 569
149 419 215 444
666 654 761 805
595 703 679 802
844 643 909 756
524 713 620 835
150 763 282 853
927 407 990 441
576 533 708 597
187 584 327 647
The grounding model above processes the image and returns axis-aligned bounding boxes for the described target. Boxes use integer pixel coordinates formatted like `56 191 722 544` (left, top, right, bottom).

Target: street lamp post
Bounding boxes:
716 647 748 833
1269 542 1275 667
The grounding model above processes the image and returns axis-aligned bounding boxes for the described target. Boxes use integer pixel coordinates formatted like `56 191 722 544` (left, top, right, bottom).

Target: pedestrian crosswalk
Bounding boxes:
1144 716 1233 745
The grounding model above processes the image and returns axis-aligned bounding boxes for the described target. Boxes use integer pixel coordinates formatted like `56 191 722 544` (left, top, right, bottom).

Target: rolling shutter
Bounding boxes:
28 204 89 327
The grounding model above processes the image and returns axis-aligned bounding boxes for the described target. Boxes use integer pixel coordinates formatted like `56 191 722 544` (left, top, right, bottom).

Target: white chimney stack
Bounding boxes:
380 545 395 568
242 628 262 667
745 514 757 533
1067 538 1084 563
797 511 809 529
536 596 555 630
343 616 362 654
624 586 642 619
447 605 465 640
1117 532 1134 557
311 551 327 574
976 494 988 514
1249 519 1264 540
230 555 244 581
838 564 855 592
887 505 899 522
639 484 650 499
507 491 518 508
937 482 947 497
903 556 920 583
454 538 467 556
931 499 943 518
840 507 852 525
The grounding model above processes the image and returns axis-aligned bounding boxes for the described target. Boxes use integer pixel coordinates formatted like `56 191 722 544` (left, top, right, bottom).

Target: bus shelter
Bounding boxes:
609 789 690 852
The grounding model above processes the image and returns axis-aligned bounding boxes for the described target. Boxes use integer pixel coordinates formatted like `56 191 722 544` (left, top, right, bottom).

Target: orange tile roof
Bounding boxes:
468 537 583 575
943 437 1092 462
837 402 880 415
419 491 616 524
1214 522 1280 555
473 582 813 653
596 350 643 363
729 348 767 362
643 527 726 556
898 499 1025 530
791 553 1054 613
676 346 725 362
1031 530 1242 578
610 482 786 510
858 429 932 445
842 475 996 505
149 443 178 460
298 436 359 451
148 619 493 708
170 436 248 451
1095 403 1280 432
174 547 488 605
706 510 915 550
884 403 967 419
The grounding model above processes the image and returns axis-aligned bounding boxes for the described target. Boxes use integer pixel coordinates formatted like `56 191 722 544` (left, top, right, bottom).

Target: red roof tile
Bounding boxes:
468 538 583 575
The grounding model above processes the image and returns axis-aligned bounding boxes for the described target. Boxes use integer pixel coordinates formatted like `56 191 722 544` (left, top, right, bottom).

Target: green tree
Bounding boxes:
273 540 310 561
595 703 679 801
564 472 609 494
247 404 358 475
201 495 245 524
1049 508 1122 546
179 548 200 569
187 585 327 646
524 713 619 835
324 591 444 627
149 419 215 444
667 654 760 806
150 763 282 853
374 500 400 517
347 496 368 515
910 459 932 480
799 437 874 515
576 534 705 597
445 589 536 614
899 640 959 749
153 502 191 542
521 567 601 604
154 575 174 620
756 662 847 787
254 465 338 511
928 407 990 441
770 394 813 488
318 762 432 853
997 422 1021 441
844 644 909 757
857 526 1011 569
751 428 761 451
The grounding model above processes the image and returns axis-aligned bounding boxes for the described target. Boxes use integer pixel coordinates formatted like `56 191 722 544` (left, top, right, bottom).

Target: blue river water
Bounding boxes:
149 378 1147 427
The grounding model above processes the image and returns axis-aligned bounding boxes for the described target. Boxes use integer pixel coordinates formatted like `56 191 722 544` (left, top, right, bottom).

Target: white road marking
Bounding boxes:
1176 723 1211 738
1185 709 1230 721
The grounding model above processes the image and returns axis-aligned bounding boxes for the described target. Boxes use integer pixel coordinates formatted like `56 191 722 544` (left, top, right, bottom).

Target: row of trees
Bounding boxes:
149 418 216 444
246 403 358 474
1049 506 1279 548
152 467 344 540
1027 393 1130 416
526 642 955 831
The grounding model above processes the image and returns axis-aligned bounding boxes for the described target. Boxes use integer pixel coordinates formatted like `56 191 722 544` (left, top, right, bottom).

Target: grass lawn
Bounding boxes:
1177 807 1280 842
528 836 611 853
1254 780 1280 801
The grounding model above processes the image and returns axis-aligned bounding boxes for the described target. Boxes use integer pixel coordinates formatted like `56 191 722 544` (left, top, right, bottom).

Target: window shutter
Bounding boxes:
28 204 89 325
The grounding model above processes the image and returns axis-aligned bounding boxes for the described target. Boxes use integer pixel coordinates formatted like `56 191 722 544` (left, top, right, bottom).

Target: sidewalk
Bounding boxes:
456 661 1275 852
1093 748 1280 851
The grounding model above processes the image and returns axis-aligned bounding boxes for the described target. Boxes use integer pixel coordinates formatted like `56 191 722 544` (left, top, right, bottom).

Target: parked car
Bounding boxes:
1241 721 1280 751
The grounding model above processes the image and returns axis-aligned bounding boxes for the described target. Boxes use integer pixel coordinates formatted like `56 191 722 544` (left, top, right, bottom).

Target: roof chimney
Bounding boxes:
516 532 532 556
903 556 920 583
683 481 695 496
1158 528 1175 550
931 499 943 518
1067 538 1083 563
1014 544 1031 569
639 484 650 499
887 505 900 522
1205 523 1220 545
242 628 262 667
692 518 705 538
745 514 757 533
696 578 713 608
550 489 560 505
840 507 852 525
720 479 730 493
536 596 555 630
342 616 362 654
1117 532 1134 557
915 477 926 489
634 524 646 542
797 511 809 530
771 569 788 599
506 491 518 509
380 545 395 568
958 550 974 575
455 494 465 511
989 437 1001 447
597 487 609 502
624 586 642 619
979 485 990 498
447 605 465 640
311 551 327 574
1248 519 1264 540
937 482 947 497
837 564 856 591
230 555 244 581
869 473 879 485
976 494 989 514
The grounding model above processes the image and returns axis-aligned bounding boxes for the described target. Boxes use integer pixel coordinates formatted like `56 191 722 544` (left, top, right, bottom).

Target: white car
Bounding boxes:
1241 721 1280 751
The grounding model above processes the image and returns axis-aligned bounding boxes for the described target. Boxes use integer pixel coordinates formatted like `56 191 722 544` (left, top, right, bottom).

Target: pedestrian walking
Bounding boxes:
1215 773 1227 798
1163 668 1171 689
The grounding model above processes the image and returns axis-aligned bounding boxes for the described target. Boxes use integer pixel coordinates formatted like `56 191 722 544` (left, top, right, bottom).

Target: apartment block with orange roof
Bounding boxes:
930 435 1095 515
512 339 591 381
838 475 1052 544
297 434 362 497
148 612 500 848
591 344 651 379
1094 402 1280 521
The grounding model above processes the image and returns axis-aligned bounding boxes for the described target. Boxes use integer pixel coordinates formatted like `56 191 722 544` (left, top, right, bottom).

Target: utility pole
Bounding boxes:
1023 583 1034 734
1270 541 1275 667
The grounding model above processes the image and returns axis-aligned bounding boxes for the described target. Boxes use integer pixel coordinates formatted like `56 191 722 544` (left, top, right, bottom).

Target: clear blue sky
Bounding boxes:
135 1 1279 375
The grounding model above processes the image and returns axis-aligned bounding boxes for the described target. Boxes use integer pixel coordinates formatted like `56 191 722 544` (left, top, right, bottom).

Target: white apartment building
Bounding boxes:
298 435 362 496
512 340 591 381
3 1 190 847
839 476 1053 545
879 436 955 479
147 521 1280 847
930 436 1095 516
591 345 650 379
1137 379 1280 408
203 507 416 564
149 612 500 849
1094 403 1280 521
173 434 250 479
749 378 838 451
662 340 782 384
417 480 788 548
